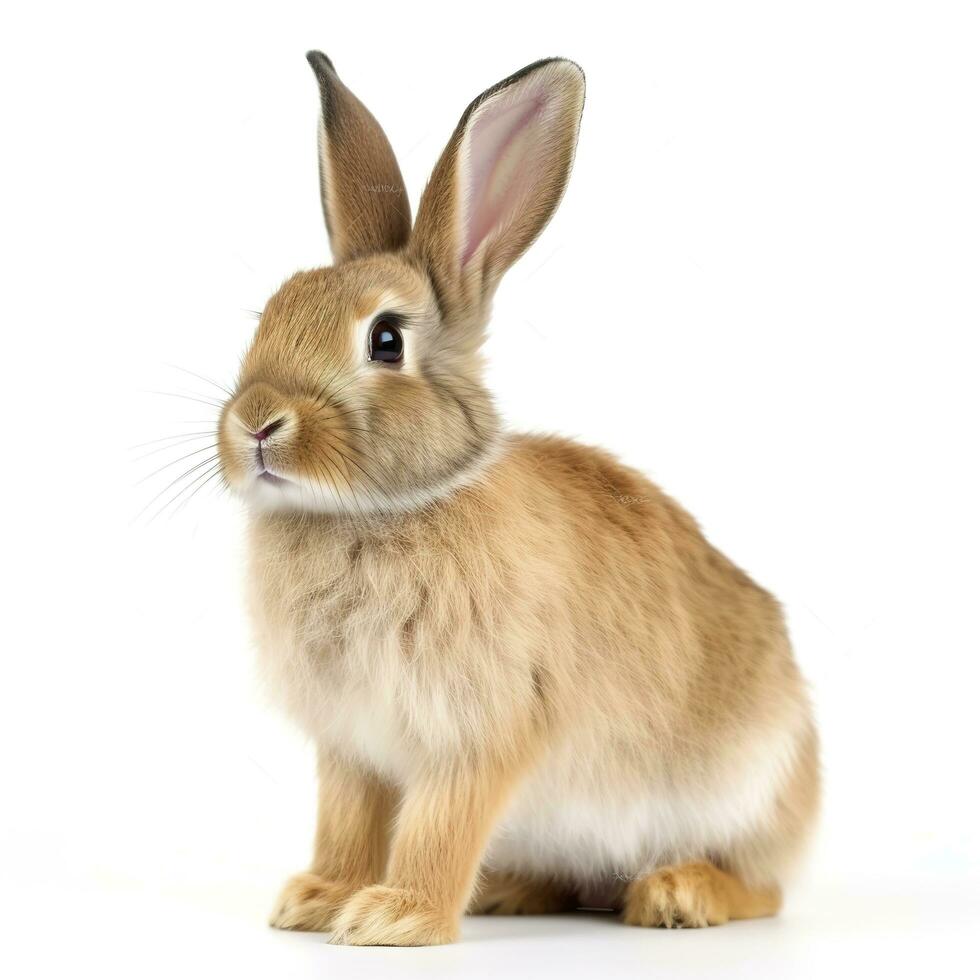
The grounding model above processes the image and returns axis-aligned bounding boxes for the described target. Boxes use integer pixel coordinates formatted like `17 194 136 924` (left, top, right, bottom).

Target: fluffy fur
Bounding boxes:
218 54 820 946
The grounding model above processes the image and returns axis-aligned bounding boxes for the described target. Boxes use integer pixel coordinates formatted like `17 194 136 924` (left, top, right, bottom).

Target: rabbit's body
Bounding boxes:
219 54 819 943
248 433 818 906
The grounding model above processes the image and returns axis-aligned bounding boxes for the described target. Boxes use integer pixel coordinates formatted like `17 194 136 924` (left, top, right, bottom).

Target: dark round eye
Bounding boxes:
369 318 403 363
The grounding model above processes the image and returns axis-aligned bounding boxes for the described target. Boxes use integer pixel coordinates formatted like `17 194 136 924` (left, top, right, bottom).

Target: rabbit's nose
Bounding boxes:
250 417 286 442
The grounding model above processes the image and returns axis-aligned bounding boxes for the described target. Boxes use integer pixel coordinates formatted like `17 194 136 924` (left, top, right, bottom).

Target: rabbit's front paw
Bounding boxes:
269 872 359 931
329 885 458 946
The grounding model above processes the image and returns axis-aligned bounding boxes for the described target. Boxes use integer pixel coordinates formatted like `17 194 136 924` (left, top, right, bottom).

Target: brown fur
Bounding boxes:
469 871 578 916
217 55 820 945
307 52 411 260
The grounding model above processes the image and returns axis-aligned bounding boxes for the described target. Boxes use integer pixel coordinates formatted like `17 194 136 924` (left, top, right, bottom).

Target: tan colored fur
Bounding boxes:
623 861 782 928
217 55 820 945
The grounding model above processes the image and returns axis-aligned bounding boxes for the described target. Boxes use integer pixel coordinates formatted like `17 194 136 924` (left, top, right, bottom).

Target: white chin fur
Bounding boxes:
239 474 347 514
237 438 504 517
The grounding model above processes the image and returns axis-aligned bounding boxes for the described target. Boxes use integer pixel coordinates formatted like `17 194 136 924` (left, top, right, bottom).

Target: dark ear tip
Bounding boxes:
306 50 336 76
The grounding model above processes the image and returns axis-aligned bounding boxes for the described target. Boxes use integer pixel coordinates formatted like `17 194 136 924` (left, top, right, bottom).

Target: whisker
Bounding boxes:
316 439 367 517
314 415 373 434
317 373 360 406
166 364 235 398
131 432 217 461
314 405 372 424
326 436 390 501
312 363 348 406
127 430 217 451
133 453 221 523
146 460 223 524
142 390 224 410
136 444 219 485
172 465 227 518
309 451 346 514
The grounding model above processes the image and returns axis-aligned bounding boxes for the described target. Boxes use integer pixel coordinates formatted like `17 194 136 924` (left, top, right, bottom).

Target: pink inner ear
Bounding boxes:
461 79 550 267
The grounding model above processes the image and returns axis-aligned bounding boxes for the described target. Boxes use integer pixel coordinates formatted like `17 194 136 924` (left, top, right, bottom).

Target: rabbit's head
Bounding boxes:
219 53 585 513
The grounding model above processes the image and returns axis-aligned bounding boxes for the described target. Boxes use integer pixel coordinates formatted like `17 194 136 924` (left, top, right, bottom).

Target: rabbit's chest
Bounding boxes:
248 531 487 780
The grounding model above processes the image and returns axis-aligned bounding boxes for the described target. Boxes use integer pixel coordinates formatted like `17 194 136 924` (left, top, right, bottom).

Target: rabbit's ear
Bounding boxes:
306 52 411 261
411 58 585 321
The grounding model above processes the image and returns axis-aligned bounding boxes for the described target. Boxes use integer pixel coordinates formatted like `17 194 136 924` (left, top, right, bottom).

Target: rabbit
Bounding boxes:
216 52 820 946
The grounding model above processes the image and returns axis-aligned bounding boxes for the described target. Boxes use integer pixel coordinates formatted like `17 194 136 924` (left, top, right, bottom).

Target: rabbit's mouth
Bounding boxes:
257 469 291 487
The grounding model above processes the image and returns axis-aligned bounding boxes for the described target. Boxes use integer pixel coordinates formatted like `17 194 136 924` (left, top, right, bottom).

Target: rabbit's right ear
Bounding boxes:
306 52 411 262
410 59 585 324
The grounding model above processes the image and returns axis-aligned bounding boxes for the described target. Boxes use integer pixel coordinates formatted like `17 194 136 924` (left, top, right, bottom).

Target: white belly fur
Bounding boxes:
484 722 804 884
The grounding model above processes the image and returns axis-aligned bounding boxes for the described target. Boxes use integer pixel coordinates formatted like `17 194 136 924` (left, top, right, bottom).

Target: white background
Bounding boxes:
2 1 978 977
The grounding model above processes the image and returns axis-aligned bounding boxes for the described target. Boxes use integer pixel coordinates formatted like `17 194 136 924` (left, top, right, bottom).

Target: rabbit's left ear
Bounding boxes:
410 58 585 322
307 52 411 261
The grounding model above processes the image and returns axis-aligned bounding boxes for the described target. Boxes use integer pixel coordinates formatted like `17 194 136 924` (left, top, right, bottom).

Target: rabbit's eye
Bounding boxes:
369 318 403 364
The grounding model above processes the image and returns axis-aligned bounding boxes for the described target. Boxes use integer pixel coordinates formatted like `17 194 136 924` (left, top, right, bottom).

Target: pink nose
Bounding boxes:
251 418 285 442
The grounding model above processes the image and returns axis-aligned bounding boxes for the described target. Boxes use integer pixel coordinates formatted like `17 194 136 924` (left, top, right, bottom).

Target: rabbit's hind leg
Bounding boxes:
468 869 577 915
622 861 781 928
